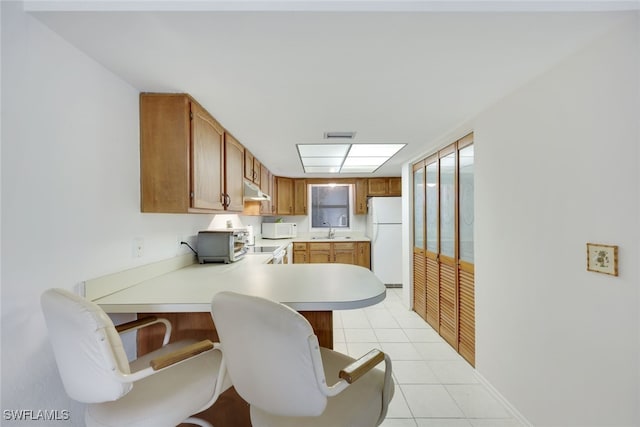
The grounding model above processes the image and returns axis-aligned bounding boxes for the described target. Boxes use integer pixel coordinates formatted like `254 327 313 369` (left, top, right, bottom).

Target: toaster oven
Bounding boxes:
196 230 248 264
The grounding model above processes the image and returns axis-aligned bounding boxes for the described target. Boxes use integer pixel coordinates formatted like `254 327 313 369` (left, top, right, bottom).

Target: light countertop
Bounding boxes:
93 258 385 314
254 234 371 246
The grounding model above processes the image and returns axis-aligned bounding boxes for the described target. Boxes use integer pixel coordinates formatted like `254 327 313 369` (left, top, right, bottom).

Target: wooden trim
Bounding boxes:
150 339 214 370
459 260 475 274
458 132 474 149
439 142 456 158
411 133 475 366
413 163 425 250
339 349 385 384
115 316 158 333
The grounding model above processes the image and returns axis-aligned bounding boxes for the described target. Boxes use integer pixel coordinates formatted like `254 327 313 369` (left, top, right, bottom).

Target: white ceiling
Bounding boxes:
26 1 636 177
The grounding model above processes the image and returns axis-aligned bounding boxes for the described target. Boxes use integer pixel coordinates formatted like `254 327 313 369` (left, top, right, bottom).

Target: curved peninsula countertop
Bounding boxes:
88 255 386 427
91 258 386 314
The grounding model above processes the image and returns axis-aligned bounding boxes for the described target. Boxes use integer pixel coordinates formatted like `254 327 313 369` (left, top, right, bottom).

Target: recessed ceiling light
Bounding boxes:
347 143 406 157
297 144 350 157
297 143 406 174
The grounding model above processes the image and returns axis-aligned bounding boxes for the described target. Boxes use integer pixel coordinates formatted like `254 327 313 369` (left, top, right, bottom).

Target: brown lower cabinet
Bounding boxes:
293 241 371 269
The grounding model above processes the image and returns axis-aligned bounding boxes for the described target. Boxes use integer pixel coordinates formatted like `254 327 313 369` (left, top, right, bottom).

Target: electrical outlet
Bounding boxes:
133 237 144 258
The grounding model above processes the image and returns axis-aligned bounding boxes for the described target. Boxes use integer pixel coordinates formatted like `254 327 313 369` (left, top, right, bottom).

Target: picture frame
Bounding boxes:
586 243 618 276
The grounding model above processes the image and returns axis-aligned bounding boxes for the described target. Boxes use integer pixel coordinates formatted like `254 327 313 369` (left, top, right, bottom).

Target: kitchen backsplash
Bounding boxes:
210 214 365 237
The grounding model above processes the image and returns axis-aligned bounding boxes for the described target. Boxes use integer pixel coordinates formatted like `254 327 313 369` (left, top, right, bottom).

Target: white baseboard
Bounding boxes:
474 370 533 427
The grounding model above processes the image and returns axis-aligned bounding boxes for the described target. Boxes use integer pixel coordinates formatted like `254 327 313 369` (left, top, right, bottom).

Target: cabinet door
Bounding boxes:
293 243 308 264
253 158 261 186
438 148 457 349
293 251 306 263
140 94 191 213
309 243 331 263
275 177 294 215
333 242 356 265
367 178 388 196
294 179 307 215
354 178 368 214
224 133 245 212
458 140 475 366
260 164 272 215
356 242 371 269
191 102 225 211
413 163 427 319
388 177 402 195
425 158 440 330
244 150 255 181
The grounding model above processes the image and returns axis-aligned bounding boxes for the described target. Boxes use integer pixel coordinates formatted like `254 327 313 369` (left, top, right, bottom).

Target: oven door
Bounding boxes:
270 249 285 264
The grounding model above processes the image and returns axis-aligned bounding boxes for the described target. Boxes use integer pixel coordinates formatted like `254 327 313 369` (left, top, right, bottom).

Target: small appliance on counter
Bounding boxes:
196 229 248 264
262 222 297 239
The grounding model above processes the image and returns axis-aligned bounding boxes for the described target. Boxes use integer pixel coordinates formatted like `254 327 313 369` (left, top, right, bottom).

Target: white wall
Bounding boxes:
473 14 639 426
1 3 214 422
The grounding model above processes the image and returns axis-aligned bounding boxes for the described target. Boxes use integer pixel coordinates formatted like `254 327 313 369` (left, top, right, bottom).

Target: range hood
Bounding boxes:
243 180 271 201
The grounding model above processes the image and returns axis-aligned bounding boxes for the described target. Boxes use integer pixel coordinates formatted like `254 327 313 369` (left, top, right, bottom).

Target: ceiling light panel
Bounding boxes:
297 144 350 157
340 166 378 173
304 166 341 173
347 143 406 157
342 156 387 166
301 157 344 167
297 143 407 174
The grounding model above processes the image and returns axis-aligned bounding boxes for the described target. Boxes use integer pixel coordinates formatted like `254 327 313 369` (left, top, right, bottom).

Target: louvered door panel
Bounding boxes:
413 250 427 320
458 266 475 366
439 262 457 348
425 255 439 329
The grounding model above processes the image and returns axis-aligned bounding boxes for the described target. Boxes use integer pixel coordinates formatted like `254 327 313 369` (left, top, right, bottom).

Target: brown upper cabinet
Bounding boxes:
141 93 401 215
367 177 401 197
141 93 225 213
294 179 307 215
223 133 245 212
355 178 368 214
274 177 307 215
273 177 400 217
140 93 246 213
274 176 294 215
244 150 261 186
260 164 273 215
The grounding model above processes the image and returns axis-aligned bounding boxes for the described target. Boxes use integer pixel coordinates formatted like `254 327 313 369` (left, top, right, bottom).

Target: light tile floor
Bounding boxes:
333 288 524 427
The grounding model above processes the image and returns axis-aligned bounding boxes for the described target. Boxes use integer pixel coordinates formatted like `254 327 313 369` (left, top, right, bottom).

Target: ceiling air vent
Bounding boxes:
323 131 356 139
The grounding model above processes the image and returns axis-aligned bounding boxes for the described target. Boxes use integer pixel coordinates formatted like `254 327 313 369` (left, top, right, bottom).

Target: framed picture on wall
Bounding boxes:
586 243 618 276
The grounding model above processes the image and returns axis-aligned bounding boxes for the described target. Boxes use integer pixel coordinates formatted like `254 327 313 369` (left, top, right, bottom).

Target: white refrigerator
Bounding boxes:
366 197 402 287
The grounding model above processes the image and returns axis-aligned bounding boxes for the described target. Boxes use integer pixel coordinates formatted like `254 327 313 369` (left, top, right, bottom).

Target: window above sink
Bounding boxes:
308 183 353 235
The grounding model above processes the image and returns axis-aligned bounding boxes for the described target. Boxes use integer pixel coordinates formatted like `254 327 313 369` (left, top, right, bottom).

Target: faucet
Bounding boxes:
323 221 335 239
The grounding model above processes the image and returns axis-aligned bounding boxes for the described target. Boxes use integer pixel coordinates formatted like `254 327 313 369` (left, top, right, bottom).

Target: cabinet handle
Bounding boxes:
225 194 231 207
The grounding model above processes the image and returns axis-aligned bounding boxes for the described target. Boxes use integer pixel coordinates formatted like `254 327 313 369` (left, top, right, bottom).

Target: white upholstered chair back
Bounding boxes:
211 291 328 416
41 288 132 403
